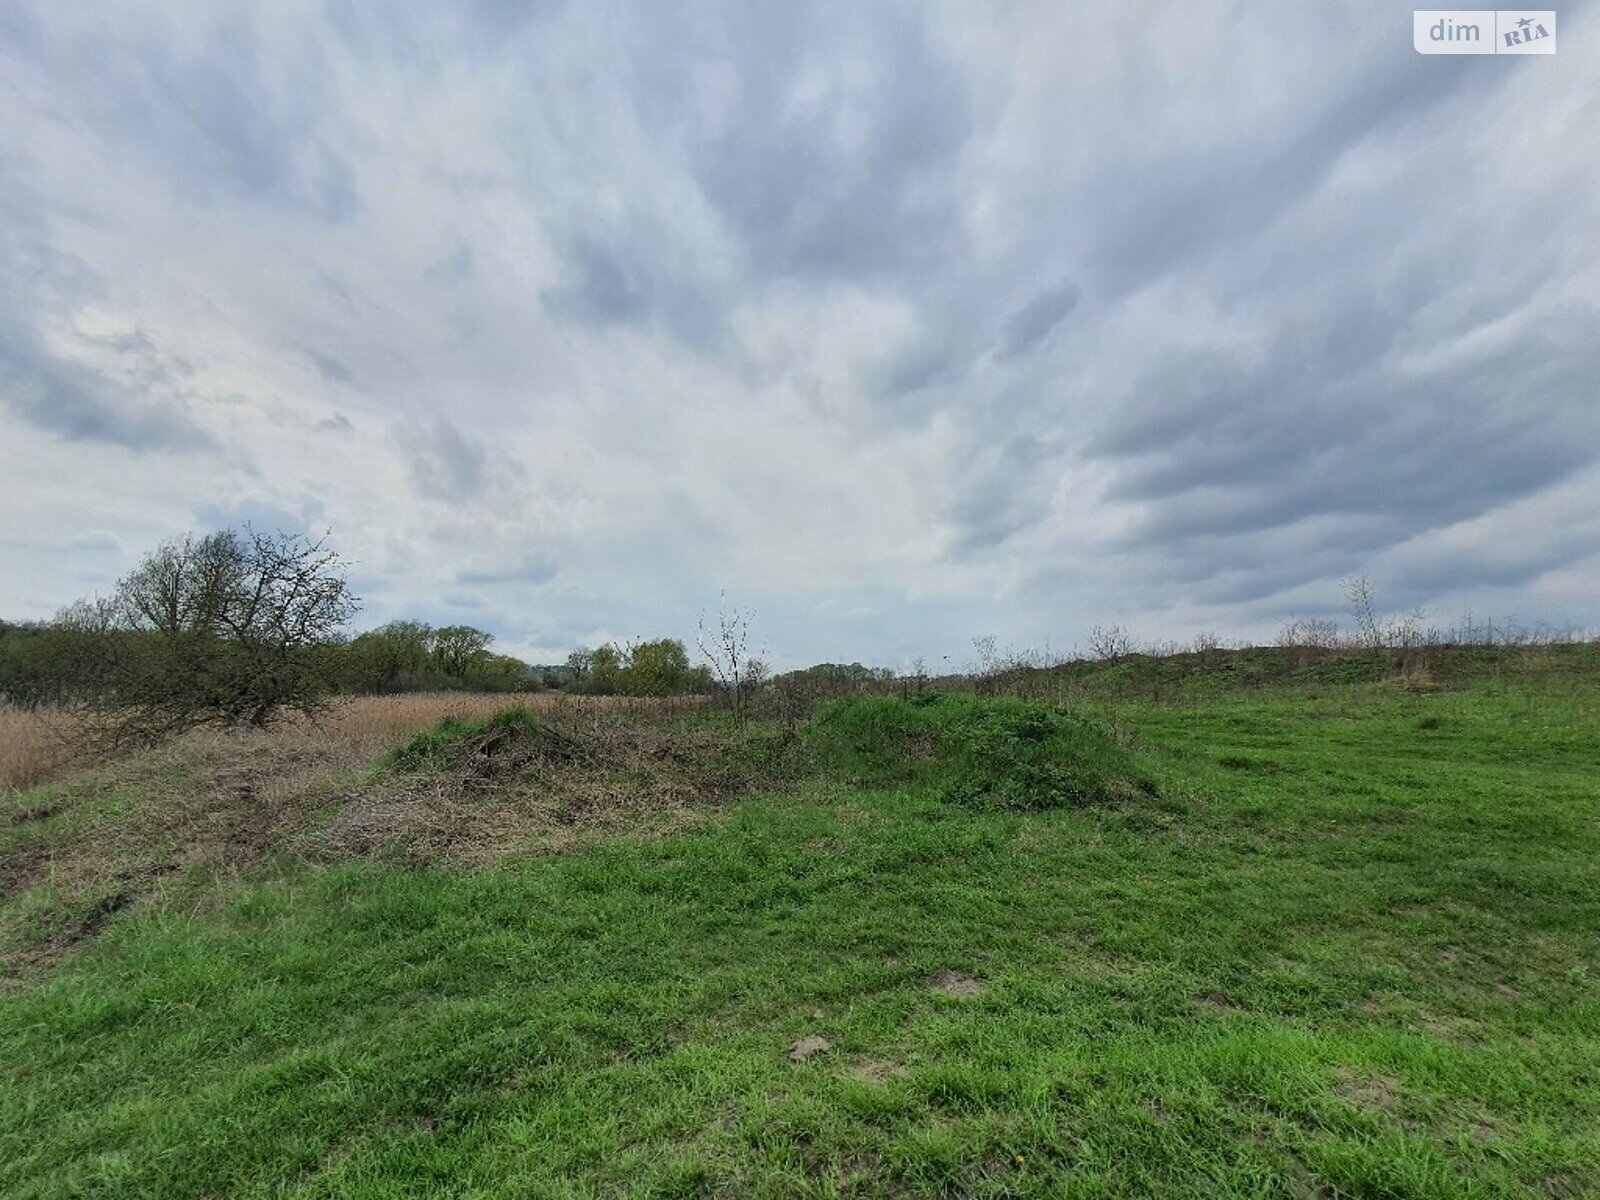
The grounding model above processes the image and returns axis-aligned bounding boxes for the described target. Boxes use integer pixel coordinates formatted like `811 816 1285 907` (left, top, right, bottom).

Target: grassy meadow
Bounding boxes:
1 650 1597 1197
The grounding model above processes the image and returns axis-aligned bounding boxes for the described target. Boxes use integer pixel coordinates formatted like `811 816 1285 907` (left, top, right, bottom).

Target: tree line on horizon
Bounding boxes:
0 528 888 742
1 527 1592 745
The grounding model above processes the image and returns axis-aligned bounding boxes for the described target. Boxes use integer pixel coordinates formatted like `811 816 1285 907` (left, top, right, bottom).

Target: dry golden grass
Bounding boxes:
0 703 83 794
0 692 707 794
288 690 702 739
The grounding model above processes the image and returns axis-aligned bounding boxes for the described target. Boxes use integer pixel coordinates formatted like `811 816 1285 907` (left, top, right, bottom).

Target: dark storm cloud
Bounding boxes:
923 11 1599 617
1097 306 1600 552
1 338 215 452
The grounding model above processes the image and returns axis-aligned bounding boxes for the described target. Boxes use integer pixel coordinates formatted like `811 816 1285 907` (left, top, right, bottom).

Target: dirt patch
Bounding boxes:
1334 1066 1403 1113
851 1058 909 1082
928 970 985 997
1191 990 1242 1011
304 725 729 866
789 1035 832 1063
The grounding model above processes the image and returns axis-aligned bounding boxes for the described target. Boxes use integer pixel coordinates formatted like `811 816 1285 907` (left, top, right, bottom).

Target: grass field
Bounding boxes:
1 656 1597 1197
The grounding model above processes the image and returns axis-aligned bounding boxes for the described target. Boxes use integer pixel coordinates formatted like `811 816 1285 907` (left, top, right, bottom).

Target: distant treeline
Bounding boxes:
6 526 1592 746
0 618 740 707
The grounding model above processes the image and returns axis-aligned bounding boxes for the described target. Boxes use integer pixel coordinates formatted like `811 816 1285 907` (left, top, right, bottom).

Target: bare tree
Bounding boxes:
1343 576 1383 653
972 634 999 676
1087 623 1132 663
66 528 357 743
697 595 758 722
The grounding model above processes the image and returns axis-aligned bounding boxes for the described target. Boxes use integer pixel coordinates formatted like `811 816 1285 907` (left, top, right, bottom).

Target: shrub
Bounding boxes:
62 528 357 742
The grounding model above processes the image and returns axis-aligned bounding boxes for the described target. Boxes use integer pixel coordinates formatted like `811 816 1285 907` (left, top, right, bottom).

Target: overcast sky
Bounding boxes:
2 3 1596 668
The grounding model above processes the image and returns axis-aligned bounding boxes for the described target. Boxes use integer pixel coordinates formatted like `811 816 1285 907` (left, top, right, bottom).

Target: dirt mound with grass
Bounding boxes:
308 705 756 865
383 706 584 780
807 691 1155 810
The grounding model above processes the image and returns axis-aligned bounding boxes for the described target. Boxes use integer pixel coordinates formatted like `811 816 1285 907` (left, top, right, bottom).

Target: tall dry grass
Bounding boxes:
0 692 708 793
0 703 82 793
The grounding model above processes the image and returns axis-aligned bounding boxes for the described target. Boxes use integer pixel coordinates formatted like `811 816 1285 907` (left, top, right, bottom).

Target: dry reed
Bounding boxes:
0 692 707 794
0 703 83 793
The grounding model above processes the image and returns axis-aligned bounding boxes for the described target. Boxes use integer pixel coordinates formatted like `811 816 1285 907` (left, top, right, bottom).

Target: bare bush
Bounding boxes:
1087 623 1133 663
1276 617 1341 669
972 635 999 676
697 595 760 722
1343 577 1384 652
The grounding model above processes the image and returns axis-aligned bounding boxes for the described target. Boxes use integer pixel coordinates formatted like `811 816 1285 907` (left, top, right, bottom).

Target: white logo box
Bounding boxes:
1414 10 1556 54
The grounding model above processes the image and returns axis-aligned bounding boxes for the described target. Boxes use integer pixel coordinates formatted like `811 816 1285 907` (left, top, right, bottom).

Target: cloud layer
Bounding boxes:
2 2 1596 665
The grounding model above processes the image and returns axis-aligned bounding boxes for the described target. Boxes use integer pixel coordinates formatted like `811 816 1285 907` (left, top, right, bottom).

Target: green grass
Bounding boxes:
2 672 1598 1196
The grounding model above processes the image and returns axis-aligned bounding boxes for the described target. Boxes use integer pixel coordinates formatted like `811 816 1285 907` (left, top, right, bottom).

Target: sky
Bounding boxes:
2 2 1597 670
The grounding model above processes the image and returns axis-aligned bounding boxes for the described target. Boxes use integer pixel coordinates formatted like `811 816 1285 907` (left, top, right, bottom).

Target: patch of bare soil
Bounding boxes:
1334 1066 1403 1113
789 1035 832 1063
928 969 985 997
1190 989 1242 1011
851 1058 909 1082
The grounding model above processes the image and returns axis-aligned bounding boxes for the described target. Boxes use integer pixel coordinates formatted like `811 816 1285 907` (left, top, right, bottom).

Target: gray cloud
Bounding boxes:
424 242 476 285
1082 50 1478 296
1 333 216 452
301 346 354 384
994 280 1080 361
541 237 651 326
457 556 559 587
1092 304 1600 583
0 230 215 452
1 1 1596 659
398 418 491 502
944 433 1060 556
11 12 358 219
194 497 327 539
686 8 974 283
